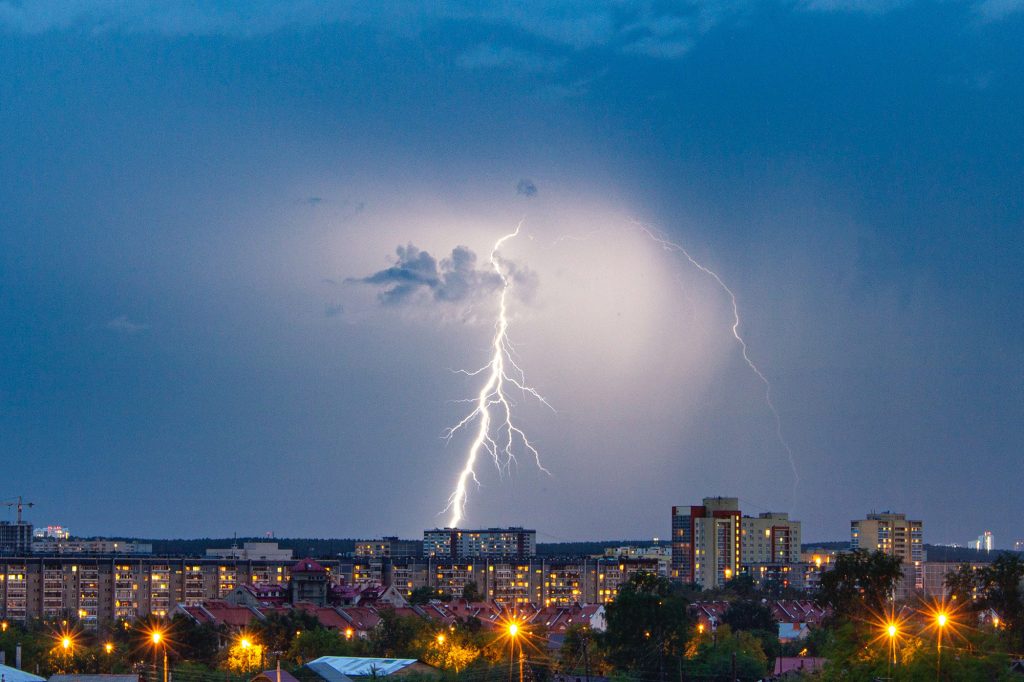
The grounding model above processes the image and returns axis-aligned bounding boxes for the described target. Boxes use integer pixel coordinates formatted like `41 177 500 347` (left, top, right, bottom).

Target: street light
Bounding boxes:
506 621 523 682
935 612 948 681
885 622 897 680
150 629 168 682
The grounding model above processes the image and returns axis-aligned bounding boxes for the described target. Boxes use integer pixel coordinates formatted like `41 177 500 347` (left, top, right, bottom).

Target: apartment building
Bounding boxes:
0 556 340 626
851 511 924 596
671 497 742 588
423 527 536 558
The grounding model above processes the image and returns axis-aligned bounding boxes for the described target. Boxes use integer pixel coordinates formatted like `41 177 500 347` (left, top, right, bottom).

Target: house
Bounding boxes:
49 677 139 682
306 657 439 682
0 665 44 682
251 670 301 682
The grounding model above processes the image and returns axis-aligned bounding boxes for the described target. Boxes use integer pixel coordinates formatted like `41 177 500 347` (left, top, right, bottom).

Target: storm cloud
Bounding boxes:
352 244 508 305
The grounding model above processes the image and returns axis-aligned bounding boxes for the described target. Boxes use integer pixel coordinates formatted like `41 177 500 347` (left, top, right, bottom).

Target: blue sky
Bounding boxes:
1 1 1022 544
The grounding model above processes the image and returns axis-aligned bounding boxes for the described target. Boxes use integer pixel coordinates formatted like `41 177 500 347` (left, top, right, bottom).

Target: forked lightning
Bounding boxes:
636 222 800 507
443 222 552 527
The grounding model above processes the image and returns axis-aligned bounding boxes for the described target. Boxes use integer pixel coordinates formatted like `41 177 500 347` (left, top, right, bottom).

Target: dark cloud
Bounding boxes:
516 179 538 197
325 303 344 317
351 244 506 305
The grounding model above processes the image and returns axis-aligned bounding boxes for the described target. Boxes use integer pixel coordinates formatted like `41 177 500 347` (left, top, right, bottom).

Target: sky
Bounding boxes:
1 1 1022 546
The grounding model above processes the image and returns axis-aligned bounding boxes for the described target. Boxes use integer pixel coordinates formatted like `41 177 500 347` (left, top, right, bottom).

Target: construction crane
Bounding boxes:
1 496 35 524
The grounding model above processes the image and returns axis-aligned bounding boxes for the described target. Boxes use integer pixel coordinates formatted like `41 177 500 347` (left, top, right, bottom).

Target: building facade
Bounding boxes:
423 527 536 559
851 512 925 596
0 522 33 555
0 556 339 626
354 538 423 559
351 556 659 606
671 497 742 588
32 539 153 555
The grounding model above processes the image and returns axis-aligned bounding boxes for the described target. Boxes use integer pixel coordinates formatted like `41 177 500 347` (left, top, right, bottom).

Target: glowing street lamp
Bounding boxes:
885 622 898 680
105 642 114 654
935 612 948 681
149 629 168 682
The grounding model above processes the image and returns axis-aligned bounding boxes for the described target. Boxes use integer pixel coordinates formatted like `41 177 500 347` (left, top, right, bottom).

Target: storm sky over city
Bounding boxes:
1 1 1022 544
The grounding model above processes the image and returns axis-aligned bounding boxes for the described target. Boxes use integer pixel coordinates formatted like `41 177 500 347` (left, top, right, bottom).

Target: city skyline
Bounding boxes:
1 2 1022 543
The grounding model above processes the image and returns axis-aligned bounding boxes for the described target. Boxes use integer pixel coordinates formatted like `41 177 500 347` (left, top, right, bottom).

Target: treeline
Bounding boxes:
74 537 664 558
131 538 359 557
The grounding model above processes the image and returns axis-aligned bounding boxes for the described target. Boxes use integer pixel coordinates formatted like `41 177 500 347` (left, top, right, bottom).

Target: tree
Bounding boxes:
722 574 758 600
977 553 1024 642
409 586 436 605
817 549 903 620
684 626 769 681
722 600 776 633
370 610 429 658
945 563 980 607
252 609 319 654
603 573 692 681
287 628 357 663
559 624 608 676
461 581 482 602
170 614 222 667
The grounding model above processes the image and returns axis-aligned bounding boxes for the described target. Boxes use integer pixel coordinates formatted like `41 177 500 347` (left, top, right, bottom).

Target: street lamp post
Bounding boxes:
886 623 897 681
935 612 947 681
151 630 167 682
507 622 521 682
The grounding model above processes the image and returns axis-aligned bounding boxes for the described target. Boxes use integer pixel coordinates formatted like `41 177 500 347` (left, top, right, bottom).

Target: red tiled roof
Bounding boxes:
291 558 326 573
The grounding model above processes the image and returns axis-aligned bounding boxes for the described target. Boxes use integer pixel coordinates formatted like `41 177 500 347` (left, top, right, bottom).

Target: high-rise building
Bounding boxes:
970 531 994 552
423 527 536 558
671 497 741 588
0 521 33 555
741 513 802 566
851 512 924 595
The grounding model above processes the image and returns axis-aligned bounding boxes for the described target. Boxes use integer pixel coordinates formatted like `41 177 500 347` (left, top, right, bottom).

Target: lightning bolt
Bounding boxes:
635 221 800 508
443 221 552 527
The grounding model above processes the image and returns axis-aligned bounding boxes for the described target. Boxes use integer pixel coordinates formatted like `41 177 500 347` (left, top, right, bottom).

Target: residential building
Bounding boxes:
291 558 330 606
851 511 925 596
0 522 33 555
602 545 671 577
32 539 153 555
0 555 340 625
671 497 742 588
354 538 422 559
739 512 803 589
921 561 989 599
423 527 536 558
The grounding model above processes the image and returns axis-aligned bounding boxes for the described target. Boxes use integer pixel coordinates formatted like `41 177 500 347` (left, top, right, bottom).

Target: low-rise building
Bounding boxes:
32 539 153 555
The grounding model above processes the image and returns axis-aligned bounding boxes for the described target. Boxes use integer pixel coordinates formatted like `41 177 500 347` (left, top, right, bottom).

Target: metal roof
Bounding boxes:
0 664 45 682
307 657 419 680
